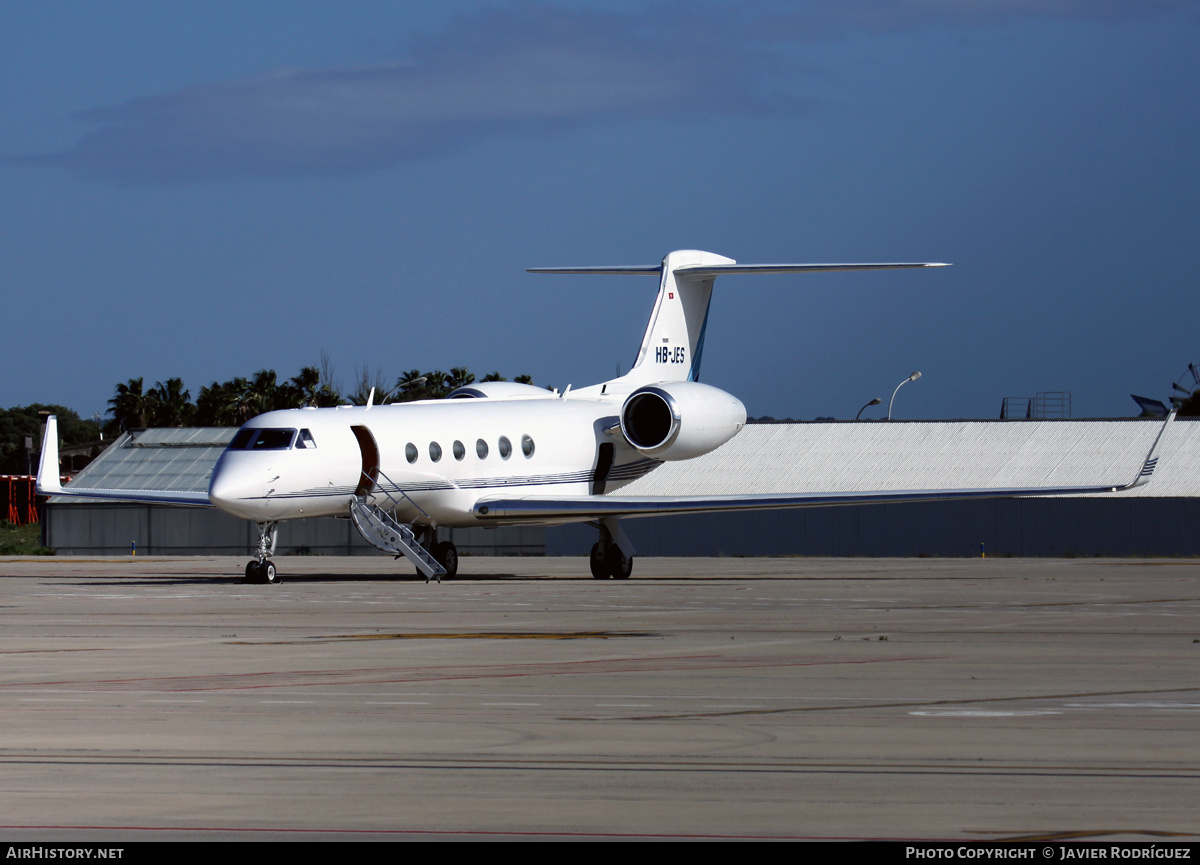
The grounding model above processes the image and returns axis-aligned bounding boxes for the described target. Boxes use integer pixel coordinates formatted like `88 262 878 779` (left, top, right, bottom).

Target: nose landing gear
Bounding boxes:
243 521 281 584
244 559 280 584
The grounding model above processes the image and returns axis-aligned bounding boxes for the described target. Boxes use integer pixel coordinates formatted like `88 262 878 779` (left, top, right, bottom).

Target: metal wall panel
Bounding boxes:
546 498 1200 558
44 504 543 557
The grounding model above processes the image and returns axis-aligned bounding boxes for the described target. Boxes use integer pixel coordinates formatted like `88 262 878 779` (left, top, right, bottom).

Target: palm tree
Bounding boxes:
349 366 393 406
422 370 452 399
108 378 152 432
447 367 475 392
394 370 429 402
196 379 241 426
147 378 194 427
288 366 340 407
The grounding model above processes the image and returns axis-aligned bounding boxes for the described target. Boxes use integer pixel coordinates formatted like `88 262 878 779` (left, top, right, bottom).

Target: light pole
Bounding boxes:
855 397 882 421
887 371 922 420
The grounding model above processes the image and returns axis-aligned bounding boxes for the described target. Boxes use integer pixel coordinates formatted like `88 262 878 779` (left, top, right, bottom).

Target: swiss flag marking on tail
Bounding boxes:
669 292 674 299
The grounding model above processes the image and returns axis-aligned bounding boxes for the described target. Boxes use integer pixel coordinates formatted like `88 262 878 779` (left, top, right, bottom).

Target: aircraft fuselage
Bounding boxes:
207 396 656 527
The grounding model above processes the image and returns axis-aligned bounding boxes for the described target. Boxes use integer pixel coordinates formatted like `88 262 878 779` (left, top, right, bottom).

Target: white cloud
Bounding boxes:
15 0 1194 183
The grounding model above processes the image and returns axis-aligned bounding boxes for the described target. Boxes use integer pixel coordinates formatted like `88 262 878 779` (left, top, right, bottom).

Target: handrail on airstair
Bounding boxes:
360 467 432 521
352 468 444 581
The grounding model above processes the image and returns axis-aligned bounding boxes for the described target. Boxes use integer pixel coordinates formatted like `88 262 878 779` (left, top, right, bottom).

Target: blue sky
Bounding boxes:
3 0 1198 422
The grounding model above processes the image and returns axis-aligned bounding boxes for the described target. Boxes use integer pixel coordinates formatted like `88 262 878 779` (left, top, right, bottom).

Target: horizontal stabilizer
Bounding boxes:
677 262 949 276
528 266 662 275
531 249 952 387
528 262 949 276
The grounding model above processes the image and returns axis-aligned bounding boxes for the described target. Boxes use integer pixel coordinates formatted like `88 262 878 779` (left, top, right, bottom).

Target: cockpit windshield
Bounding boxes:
226 428 298 451
252 429 296 450
225 428 321 451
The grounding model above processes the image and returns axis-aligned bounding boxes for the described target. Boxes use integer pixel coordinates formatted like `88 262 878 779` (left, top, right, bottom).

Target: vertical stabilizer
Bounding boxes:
625 249 733 386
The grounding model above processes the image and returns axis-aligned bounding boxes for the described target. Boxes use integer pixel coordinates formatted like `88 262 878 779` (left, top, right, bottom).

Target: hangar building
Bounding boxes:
44 418 1198 558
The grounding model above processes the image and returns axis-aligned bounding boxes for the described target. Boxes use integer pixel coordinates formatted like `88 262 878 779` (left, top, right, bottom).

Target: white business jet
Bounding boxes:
37 250 1172 584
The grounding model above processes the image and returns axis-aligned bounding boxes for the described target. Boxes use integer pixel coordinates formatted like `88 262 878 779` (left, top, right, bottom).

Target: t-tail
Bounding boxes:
626 249 731 385
529 249 949 388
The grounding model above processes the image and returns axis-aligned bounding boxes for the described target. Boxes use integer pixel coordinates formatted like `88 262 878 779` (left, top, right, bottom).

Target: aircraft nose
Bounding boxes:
209 460 265 519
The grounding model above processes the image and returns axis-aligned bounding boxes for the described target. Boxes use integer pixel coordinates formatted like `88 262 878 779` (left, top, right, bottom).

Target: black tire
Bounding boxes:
590 543 609 579
432 541 459 579
605 545 632 580
263 561 281 584
244 560 261 584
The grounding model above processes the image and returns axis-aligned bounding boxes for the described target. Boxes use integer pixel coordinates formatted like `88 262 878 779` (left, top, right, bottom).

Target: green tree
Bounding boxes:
195 378 245 426
350 366 393 406
147 378 194 427
108 378 153 432
447 367 475 392
288 366 340 408
0 405 100 475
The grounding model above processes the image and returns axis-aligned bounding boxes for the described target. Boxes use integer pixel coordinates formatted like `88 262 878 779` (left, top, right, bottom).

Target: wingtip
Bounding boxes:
35 414 62 495
1129 410 1175 488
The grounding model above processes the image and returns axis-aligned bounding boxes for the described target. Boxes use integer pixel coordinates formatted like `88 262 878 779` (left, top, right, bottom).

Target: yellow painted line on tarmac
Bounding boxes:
325 631 646 642
229 631 651 645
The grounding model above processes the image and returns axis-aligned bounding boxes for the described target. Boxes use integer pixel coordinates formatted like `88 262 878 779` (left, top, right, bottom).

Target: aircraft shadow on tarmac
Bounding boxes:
60 572 531 587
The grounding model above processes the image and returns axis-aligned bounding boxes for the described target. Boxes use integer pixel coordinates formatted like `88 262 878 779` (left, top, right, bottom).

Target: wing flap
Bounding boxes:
473 484 1127 522
47 487 214 507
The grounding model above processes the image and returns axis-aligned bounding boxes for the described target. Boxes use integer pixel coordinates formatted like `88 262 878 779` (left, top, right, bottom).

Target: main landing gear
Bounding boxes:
243 521 282 584
431 540 459 579
590 542 632 579
590 517 634 579
411 525 458 579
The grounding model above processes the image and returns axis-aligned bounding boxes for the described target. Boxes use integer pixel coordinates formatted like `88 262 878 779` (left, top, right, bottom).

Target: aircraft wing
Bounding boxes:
36 415 214 507
40 485 213 507
474 413 1173 523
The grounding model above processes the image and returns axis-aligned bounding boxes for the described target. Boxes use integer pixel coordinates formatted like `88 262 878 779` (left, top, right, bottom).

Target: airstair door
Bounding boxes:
350 425 379 497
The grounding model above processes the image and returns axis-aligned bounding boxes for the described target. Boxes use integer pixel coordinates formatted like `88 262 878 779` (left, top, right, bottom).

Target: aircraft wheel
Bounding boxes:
590 543 608 579
262 561 281 584
244 561 261 583
432 541 458 579
605 546 632 580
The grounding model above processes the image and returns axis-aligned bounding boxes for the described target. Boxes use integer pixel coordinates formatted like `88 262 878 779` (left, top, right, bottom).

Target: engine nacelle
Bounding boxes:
619 381 747 461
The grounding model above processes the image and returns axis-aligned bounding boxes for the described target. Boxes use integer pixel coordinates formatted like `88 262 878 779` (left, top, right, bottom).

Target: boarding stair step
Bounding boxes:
348 497 445 580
